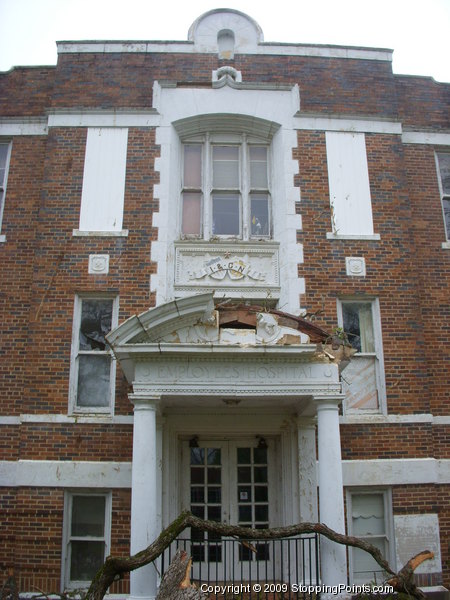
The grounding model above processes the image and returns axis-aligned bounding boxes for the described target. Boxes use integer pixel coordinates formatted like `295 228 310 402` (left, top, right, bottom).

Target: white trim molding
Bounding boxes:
56 41 392 63
402 131 450 145
0 118 48 136
295 115 402 135
0 460 132 487
48 110 160 128
342 458 450 486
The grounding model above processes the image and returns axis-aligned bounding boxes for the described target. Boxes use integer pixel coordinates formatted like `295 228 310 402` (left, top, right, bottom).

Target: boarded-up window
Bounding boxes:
326 132 374 236
79 128 128 232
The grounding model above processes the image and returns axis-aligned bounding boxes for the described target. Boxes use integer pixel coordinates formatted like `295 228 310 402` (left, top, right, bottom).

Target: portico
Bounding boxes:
106 293 348 599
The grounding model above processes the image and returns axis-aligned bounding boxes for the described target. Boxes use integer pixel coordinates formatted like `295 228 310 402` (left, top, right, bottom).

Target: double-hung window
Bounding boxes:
347 490 392 584
70 296 118 413
0 141 12 238
181 135 271 240
436 152 450 241
63 492 111 589
338 299 386 413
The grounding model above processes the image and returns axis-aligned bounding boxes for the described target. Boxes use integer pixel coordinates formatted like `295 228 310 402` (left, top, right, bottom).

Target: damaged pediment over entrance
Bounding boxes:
106 293 334 348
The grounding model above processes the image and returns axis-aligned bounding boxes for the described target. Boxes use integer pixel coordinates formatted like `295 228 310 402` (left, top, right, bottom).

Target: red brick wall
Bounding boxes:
0 67 55 116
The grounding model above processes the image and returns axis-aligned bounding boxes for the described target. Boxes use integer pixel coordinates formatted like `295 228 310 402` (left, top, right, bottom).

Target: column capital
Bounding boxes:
314 394 345 411
129 394 161 412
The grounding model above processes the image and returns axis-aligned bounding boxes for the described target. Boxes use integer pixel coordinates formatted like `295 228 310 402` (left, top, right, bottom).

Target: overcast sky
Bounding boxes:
0 0 449 82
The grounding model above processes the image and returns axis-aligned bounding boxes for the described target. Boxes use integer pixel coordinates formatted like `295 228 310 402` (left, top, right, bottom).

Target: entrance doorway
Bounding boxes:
181 438 279 581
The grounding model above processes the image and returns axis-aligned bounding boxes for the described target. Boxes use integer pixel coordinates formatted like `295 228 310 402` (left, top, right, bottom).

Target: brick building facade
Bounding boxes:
0 9 448 598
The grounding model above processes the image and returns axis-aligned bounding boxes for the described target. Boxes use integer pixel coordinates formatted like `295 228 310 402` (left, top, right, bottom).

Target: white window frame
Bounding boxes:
435 151 450 243
69 295 119 415
0 140 12 242
180 133 272 241
337 298 386 414
346 489 394 585
62 491 112 591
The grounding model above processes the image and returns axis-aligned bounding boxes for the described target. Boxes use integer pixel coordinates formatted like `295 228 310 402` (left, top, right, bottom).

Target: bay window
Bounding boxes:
181 135 271 240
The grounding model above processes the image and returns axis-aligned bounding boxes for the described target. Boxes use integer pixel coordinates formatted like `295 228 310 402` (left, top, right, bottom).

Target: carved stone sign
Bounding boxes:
189 256 265 281
134 356 340 398
174 241 280 299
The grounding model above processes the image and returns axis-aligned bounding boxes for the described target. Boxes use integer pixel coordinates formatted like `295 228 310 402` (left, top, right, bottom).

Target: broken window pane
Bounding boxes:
77 354 110 407
342 303 374 353
0 143 9 187
79 299 113 351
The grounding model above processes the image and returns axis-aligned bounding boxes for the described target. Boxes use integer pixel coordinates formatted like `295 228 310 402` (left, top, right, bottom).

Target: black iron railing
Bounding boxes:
160 536 319 599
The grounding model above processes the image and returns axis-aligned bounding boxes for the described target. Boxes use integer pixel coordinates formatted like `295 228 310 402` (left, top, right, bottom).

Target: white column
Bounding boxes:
316 397 347 586
129 396 160 600
298 420 319 584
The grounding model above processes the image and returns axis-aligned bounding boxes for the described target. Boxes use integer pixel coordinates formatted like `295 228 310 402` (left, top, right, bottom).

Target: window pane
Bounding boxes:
352 494 385 536
184 145 202 188
71 496 105 536
353 538 386 577
79 300 113 351
255 505 269 522
250 194 269 236
182 193 202 235
237 448 251 464
437 153 450 195
0 144 9 186
77 354 110 407
212 193 240 235
253 447 267 464
249 146 268 188
444 198 450 239
207 448 221 465
213 146 239 188
342 302 374 353
191 448 205 465
191 487 204 503
70 541 105 581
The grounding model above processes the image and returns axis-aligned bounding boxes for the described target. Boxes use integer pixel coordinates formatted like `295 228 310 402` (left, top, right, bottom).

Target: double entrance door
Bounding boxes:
181 438 278 582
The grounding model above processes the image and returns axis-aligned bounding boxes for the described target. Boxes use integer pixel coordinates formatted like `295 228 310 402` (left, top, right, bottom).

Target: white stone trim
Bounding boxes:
327 232 381 240
0 458 449 488
342 458 450 486
0 460 132 487
56 41 392 63
295 116 402 135
48 111 160 128
402 131 450 145
442 241 450 249
72 229 129 237
0 119 48 136
1 412 447 426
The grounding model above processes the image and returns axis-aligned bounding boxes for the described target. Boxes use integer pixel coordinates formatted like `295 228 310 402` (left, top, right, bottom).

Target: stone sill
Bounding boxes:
326 232 381 241
72 229 129 237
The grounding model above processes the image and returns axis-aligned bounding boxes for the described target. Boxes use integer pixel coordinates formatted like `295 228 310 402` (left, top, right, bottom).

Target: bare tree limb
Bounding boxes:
84 511 432 600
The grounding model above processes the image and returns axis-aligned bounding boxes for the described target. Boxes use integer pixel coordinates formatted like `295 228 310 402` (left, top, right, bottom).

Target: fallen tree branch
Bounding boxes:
84 511 432 600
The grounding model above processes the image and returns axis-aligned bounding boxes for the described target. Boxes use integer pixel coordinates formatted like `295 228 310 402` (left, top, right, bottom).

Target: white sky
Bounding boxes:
0 0 449 82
